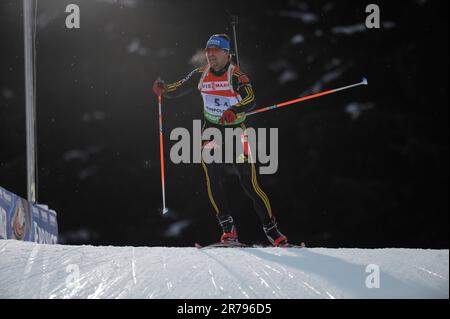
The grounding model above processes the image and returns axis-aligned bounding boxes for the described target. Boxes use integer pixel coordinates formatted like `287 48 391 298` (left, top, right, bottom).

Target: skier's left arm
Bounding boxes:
229 71 256 115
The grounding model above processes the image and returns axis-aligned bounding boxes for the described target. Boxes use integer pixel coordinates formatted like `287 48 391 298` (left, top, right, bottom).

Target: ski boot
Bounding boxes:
218 216 239 244
263 217 288 247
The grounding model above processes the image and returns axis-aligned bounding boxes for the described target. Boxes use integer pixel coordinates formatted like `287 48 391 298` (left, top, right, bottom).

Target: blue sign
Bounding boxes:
0 186 58 244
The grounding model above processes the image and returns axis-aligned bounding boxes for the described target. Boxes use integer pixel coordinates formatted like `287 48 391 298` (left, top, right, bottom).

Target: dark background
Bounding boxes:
0 0 448 248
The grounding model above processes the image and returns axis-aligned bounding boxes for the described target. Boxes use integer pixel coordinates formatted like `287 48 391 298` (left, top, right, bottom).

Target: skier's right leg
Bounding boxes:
201 159 238 243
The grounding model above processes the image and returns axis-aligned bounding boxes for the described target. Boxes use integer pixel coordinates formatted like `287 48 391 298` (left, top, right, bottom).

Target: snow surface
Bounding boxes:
0 240 447 299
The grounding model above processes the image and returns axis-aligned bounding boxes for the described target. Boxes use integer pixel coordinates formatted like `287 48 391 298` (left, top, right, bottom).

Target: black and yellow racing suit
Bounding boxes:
163 62 275 233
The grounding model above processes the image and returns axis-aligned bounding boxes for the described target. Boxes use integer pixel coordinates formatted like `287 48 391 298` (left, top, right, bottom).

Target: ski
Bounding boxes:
279 242 306 248
195 241 306 249
195 241 249 249
251 242 306 248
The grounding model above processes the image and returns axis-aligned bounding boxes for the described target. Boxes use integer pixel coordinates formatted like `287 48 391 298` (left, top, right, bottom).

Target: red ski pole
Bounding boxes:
239 78 368 118
157 95 168 214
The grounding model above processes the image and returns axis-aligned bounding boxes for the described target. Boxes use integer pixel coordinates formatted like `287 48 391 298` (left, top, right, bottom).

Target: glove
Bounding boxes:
152 78 167 97
219 109 237 125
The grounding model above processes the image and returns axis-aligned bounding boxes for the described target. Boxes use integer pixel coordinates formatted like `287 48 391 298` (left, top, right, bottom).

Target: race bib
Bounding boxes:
203 94 233 116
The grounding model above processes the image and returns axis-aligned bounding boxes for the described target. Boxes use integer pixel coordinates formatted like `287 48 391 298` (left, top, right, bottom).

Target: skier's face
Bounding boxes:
206 47 229 71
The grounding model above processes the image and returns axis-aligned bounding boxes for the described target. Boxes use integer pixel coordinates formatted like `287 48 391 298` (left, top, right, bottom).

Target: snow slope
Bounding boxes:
0 240 447 299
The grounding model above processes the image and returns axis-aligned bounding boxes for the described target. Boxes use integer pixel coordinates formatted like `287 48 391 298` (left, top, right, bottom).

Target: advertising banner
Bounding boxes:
0 186 58 244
